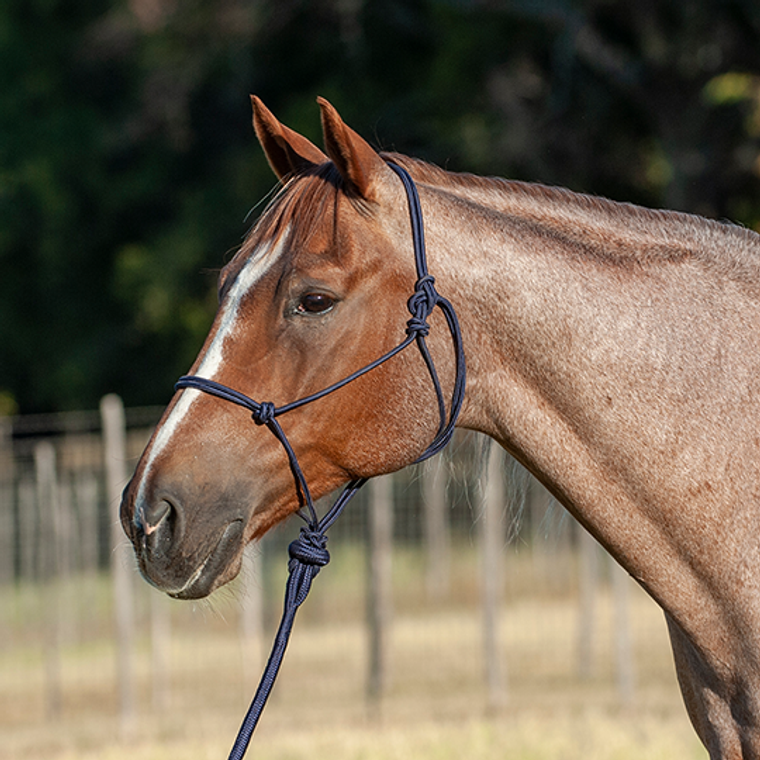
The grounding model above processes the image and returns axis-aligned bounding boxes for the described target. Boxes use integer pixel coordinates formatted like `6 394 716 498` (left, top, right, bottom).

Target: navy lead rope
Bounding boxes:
175 163 465 760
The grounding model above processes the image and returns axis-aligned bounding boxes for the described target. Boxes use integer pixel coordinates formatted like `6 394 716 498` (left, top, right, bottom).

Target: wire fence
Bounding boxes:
0 397 682 758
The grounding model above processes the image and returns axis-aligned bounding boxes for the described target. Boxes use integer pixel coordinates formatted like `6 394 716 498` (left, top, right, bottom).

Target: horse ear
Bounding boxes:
251 96 328 181
317 97 390 200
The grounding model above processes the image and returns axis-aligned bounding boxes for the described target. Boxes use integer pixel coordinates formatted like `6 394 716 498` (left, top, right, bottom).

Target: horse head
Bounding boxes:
119 98 460 599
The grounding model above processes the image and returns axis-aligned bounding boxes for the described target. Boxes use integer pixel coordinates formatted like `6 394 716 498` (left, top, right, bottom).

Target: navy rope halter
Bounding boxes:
175 162 466 760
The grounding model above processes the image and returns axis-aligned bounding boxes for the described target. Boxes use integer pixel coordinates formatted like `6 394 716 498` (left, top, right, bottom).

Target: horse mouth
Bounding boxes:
168 519 245 600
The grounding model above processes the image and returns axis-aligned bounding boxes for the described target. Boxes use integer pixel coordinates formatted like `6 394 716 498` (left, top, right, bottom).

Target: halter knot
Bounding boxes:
288 527 330 570
252 402 276 426
406 317 431 337
406 275 439 337
408 275 438 314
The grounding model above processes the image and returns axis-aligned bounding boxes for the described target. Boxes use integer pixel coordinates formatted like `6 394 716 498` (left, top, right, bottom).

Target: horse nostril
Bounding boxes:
143 500 171 535
138 497 181 559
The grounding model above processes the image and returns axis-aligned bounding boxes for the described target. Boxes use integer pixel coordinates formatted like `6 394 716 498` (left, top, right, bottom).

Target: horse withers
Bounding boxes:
121 97 760 759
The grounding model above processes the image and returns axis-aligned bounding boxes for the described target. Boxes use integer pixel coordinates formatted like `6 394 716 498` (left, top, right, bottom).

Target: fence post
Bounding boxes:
241 545 265 695
150 589 171 710
100 394 136 736
0 418 14 583
367 473 393 704
480 440 507 709
611 556 636 706
422 454 450 602
526 475 553 588
18 477 36 581
34 441 63 718
73 470 100 573
577 528 598 679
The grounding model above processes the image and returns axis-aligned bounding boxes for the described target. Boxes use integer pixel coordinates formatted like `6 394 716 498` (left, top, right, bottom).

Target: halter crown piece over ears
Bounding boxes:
175 120 466 760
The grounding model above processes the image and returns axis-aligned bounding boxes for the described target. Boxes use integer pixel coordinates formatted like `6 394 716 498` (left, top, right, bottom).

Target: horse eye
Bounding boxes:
297 293 335 315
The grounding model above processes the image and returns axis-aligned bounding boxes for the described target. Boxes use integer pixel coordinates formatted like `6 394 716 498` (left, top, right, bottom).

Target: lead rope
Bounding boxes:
175 163 465 759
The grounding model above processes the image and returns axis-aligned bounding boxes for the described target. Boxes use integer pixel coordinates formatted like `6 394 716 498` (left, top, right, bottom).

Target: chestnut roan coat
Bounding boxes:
121 97 760 759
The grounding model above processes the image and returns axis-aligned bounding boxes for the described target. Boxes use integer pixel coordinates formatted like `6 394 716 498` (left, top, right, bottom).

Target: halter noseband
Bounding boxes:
174 162 466 759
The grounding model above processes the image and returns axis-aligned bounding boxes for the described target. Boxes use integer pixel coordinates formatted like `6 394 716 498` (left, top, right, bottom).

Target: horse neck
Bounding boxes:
418 169 760 638
418 169 760 457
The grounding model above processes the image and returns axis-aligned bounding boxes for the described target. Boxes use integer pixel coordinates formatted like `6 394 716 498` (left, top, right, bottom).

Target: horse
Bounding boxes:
120 96 760 759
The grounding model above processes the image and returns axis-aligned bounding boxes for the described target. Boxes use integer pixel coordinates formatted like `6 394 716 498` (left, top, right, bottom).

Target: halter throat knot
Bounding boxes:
288 527 330 572
406 275 438 336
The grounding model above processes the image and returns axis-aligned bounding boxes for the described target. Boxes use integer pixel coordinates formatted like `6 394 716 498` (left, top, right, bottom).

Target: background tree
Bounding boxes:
1 0 758 413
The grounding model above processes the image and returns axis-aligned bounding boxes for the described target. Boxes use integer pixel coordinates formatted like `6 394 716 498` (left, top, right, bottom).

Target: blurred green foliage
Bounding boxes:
1 0 759 413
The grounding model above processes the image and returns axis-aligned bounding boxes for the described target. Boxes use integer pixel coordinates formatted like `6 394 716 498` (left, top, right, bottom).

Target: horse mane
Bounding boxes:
240 150 760 292
384 153 760 288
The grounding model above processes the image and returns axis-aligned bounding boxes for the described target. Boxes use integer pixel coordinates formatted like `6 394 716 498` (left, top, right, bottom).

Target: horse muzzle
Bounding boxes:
121 480 246 599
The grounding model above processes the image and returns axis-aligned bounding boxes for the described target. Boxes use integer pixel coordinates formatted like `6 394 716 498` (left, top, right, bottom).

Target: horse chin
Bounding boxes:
158 519 245 600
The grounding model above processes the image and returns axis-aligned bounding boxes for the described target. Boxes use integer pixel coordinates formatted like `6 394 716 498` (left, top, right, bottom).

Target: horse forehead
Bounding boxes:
224 226 291 297
204 230 290 359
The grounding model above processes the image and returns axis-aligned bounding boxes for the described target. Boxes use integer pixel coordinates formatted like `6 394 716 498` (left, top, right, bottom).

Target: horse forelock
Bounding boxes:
239 162 344 258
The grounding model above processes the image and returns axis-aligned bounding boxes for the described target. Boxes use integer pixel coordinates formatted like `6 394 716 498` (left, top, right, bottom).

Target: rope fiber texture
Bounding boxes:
174 163 466 759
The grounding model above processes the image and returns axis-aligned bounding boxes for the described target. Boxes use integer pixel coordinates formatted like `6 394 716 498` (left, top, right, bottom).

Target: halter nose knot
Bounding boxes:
252 401 276 426
406 275 438 336
288 528 330 570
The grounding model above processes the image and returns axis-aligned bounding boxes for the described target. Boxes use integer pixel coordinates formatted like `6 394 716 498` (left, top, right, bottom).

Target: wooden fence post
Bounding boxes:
100 394 136 736
526 476 553 593
0 418 14 583
150 589 171 711
577 528 599 679
422 454 450 602
241 545 265 695
367 474 393 703
73 470 100 573
480 440 507 709
611 556 636 706
17 477 36 581
34 440 63 718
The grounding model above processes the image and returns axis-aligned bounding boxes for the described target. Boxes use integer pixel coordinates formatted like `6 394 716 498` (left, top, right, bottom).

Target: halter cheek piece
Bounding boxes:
175 163 466 760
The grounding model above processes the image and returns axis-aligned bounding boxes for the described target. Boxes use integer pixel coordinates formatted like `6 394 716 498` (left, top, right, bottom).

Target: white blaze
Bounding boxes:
134 231 288 519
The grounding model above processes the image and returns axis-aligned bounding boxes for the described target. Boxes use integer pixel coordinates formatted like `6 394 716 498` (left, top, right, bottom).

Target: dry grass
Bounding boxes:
37 713 705 760
0 545 708 760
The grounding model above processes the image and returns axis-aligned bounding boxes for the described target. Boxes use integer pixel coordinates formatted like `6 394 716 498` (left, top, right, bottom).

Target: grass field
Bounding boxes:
0 544 708 760
36 712 705 760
